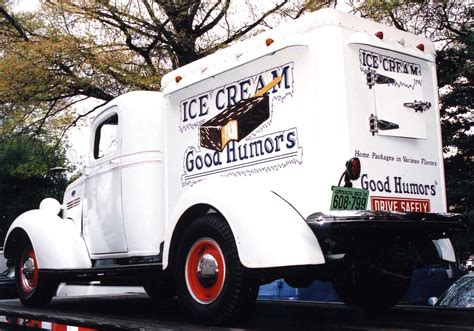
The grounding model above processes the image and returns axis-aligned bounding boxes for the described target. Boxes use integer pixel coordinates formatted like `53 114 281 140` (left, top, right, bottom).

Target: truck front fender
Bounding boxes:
164 179 324 269
3 210 92 270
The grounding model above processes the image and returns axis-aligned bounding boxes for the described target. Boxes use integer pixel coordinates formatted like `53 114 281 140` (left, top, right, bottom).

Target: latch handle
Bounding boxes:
403 100 431 112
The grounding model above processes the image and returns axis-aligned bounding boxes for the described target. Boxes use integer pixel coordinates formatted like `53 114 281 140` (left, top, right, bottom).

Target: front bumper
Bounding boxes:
306 211 467 255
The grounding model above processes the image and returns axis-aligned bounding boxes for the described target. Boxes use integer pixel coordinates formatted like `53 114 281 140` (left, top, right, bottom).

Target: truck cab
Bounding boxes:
3 9 467 325
65 92 164 258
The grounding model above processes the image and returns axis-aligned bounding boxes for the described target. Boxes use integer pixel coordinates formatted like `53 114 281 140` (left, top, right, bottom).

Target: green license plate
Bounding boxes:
330 186 369 211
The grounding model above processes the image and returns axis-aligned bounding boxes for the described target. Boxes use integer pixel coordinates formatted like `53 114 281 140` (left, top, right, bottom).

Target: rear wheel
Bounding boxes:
16 243 58 306
333 245 413 313
175 214 257 325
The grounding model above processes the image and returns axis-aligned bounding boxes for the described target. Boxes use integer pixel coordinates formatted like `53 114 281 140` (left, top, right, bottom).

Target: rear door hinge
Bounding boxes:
366 70 396 89
369 114 400 136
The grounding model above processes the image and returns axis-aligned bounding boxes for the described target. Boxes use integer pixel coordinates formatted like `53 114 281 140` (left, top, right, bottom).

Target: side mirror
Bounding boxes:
39 198 62 215
427 297 438 306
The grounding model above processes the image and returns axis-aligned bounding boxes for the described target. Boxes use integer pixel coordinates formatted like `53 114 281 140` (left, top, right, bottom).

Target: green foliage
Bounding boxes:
0 135 68 243
439 29 474 261
438 32 473 214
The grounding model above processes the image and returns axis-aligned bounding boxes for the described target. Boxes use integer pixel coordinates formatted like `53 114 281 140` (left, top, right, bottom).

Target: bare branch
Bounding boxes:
388 10 406 31
204 0 288 56
194 0 231 35
0 5 30 41
57 101 108 143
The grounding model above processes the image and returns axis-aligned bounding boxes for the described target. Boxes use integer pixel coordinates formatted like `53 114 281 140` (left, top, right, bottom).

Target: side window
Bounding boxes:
94 114 119 159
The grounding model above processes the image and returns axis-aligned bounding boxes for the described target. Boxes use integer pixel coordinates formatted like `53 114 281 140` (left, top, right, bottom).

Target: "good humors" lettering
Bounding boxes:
360 174 436 196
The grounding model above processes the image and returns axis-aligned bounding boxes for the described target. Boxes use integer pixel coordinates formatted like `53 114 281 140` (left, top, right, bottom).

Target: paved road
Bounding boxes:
0 294 472 330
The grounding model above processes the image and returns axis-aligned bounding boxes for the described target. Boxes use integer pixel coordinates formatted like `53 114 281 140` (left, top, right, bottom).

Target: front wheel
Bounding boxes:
175 214 257 325
16 243 58 306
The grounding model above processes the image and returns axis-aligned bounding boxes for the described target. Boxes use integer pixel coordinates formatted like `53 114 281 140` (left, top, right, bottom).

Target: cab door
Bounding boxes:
83 107 128 255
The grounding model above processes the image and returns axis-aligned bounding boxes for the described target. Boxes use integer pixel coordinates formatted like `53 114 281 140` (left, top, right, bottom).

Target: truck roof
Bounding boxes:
162 8 435 94
93 90 162 119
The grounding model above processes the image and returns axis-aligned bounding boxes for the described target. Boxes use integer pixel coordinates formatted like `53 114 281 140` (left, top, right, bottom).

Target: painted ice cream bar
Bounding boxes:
199 96 270 151
199 76 281 151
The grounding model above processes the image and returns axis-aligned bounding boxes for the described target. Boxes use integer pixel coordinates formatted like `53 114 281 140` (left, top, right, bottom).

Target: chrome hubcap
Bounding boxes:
22 257 35 281
197 253 218 288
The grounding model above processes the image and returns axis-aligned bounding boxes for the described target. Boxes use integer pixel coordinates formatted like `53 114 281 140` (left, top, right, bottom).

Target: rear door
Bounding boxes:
362 47 428 139
345 39 446 213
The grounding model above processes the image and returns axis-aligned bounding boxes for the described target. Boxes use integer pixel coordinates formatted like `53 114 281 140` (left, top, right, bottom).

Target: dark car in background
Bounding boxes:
0 251 16 299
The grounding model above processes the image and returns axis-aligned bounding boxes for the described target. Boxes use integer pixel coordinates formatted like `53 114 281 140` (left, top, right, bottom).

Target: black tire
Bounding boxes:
15 242 58 306
175 214 257 325
143 279 175 301
333 246 413 313
284 273 315 288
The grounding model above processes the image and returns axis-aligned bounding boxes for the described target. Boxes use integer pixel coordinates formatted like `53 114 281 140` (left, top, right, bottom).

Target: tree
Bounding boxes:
0 0 334 140
0 135 69 243
350 0 473 260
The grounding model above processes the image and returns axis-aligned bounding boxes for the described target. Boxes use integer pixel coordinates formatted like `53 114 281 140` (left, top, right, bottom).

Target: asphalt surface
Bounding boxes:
0 294 472 330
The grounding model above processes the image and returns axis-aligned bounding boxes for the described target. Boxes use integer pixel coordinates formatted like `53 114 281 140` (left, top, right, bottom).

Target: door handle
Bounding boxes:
403 101 431 112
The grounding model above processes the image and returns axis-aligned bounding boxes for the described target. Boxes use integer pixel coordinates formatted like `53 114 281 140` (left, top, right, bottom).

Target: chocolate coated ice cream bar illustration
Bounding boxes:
200 76 281 151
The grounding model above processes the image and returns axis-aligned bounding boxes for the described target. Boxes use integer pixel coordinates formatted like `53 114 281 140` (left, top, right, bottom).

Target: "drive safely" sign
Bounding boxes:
371 196 431 212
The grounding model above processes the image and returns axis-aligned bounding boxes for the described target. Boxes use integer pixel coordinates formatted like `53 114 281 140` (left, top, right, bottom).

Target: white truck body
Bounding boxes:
4 9 466 323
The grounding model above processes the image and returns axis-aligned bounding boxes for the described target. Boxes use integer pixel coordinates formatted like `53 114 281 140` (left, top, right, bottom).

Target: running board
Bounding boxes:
41 263 165 282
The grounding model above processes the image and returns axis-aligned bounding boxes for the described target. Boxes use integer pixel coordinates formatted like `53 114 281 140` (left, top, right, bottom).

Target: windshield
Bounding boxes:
437 276 474 308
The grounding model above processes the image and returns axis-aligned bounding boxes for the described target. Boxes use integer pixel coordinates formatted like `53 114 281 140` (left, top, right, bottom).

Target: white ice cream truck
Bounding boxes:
4 9 467 324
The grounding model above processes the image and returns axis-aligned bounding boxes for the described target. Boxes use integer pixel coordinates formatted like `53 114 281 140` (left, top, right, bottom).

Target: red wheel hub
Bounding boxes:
185 238 225 304
19 248 39 294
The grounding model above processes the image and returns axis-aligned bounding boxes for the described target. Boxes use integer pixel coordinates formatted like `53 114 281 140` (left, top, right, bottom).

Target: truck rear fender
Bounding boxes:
3 209 92 269
163 179 325 269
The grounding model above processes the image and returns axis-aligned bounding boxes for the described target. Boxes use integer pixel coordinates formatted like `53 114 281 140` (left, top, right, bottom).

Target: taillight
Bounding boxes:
265 38 274 46
346 157 361 180
338 157 362 187
375 31 384 40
